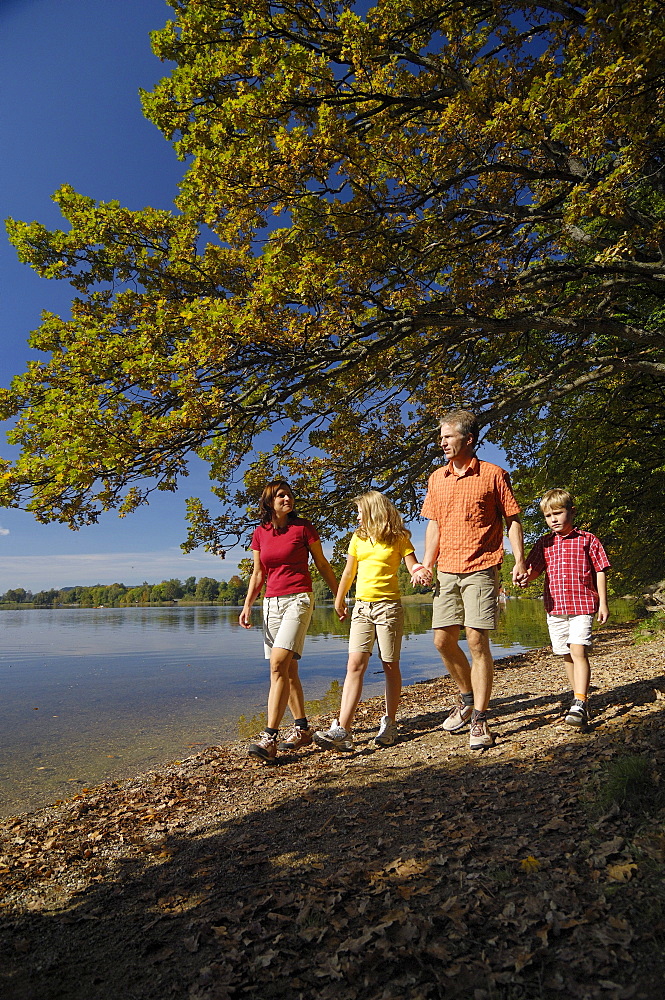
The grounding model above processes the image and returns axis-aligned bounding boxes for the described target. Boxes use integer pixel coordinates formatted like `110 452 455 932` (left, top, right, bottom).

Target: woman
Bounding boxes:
239 480 340 761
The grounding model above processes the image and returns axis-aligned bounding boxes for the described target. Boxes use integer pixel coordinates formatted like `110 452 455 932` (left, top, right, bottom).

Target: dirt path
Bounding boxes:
1 623 664 1000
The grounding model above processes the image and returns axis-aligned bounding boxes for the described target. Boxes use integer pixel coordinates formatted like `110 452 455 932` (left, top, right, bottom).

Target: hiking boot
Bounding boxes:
565 699 589 729
442 700 473 732
247 731 277 761
278 725 313 751
469 714 495 750
374 715 399 747
313 720 354 752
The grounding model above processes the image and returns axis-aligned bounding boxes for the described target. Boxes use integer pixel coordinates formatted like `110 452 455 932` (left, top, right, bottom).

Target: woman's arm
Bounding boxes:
239 550 266 628
309 538 340 594
334 554 358 620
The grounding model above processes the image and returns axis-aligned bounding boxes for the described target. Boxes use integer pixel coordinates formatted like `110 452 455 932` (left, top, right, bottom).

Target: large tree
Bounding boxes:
1 1 664 585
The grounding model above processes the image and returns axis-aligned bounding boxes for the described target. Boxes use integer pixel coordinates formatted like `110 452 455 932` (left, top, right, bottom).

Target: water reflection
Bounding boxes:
0 598 637 817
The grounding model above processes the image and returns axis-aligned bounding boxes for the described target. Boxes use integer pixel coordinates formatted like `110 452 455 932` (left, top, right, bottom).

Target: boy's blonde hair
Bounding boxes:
540 488 575 514
353 490 411 546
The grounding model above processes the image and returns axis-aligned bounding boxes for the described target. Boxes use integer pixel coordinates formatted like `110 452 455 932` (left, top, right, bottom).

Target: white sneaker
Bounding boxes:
374 715 399 747
313 719 354 752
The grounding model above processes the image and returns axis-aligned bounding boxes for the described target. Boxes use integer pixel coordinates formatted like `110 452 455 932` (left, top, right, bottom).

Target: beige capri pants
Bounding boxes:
262 592 314 660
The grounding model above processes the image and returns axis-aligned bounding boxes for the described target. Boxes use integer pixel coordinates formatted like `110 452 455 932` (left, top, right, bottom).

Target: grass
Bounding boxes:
590 753 661 820
633 609 665 644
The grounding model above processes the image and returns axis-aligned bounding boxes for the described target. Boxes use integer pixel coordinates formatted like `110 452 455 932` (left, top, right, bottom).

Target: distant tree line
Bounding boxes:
0 575 248 608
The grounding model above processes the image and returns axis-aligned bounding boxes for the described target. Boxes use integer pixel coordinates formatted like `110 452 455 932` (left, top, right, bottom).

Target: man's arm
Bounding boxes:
412 519 438 586
506 515 528 586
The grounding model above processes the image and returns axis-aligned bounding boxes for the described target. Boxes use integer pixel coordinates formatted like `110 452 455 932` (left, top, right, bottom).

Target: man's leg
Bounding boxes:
465 626 493 712
433 624 472 695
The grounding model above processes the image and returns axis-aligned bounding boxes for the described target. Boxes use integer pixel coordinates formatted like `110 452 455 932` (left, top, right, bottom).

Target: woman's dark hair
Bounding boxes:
259 480 297 524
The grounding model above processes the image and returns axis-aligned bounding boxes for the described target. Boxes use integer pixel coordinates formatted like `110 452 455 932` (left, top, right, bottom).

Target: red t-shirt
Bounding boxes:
251 518 320 598
526 528 610 615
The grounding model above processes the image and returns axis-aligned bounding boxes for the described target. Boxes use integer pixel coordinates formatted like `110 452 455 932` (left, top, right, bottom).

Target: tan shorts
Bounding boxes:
349 599 404 662
262 592 314 660
432 567 499 630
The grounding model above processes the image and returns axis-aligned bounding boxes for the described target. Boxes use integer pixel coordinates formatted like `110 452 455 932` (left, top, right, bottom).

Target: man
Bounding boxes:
413 410 527 749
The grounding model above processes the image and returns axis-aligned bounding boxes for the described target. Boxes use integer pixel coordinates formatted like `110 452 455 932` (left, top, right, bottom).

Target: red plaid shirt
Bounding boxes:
526 529 610 615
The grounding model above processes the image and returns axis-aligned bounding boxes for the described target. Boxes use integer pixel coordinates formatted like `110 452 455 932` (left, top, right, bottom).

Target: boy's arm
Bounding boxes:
596 570 609 624
334 555 358 620
520 539 545 589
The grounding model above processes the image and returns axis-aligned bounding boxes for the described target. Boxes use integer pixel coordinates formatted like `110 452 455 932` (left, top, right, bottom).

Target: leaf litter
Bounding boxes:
0 623 664 999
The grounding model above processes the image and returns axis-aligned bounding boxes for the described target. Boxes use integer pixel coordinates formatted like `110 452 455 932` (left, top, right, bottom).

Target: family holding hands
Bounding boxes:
239 410 610 762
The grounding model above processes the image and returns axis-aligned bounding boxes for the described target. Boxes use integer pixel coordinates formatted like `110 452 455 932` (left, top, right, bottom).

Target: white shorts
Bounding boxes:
262 592 314 660
546 613 594 655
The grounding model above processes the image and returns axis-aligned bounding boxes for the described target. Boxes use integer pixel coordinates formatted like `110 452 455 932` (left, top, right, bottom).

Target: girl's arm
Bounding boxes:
596 570 609 624
404 551 421 580
239 550 266 628
334 554 358 621
309 539 341 612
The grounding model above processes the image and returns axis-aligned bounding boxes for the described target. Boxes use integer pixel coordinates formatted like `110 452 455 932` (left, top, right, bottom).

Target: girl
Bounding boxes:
313 490 423 751
240 480 340 761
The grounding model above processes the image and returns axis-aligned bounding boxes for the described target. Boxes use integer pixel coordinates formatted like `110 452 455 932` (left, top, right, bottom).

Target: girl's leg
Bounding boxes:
382 659 402 720
339 652 371 732
267 647 297 730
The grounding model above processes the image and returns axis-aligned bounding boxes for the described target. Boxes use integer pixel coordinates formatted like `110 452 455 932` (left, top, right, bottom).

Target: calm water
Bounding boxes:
0 599 636 816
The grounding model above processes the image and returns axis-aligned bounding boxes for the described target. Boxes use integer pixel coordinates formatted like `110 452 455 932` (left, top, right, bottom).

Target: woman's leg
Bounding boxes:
287 658 306 721
339 652 371 732
267 646 297 730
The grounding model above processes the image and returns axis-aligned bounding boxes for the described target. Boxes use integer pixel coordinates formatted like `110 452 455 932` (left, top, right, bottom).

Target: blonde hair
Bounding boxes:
540 488 575 514
353 490 411 546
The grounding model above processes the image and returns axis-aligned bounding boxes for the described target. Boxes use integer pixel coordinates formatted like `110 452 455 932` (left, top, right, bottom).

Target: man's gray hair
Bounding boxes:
439 409 479 447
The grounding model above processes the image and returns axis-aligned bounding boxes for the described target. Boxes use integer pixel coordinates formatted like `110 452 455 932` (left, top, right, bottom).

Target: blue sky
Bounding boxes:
0 0 507 592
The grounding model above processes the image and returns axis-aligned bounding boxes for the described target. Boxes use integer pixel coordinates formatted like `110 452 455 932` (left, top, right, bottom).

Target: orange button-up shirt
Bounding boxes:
420 457 521 573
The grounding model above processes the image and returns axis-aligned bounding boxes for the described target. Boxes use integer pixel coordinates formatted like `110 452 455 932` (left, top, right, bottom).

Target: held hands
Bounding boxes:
512 561 530 589
410 564 433 588
335 600 348 622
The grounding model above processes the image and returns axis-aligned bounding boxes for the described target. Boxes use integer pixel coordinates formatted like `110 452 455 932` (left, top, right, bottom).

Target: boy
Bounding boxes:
523 489 610 729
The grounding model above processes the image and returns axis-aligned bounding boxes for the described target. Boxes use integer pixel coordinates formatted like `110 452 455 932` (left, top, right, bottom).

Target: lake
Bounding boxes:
0 599 637 817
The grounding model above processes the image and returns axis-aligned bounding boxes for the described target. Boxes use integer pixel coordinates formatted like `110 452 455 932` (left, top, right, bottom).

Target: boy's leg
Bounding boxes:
569 644 591 700
562 653 575 693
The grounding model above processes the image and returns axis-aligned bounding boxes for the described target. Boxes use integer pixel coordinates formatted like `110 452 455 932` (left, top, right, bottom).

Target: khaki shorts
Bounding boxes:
546 613 594 655
262 592 314 660
349 599 404 662
432 567 499 630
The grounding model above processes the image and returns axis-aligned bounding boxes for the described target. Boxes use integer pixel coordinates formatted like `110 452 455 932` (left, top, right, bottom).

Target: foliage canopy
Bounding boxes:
2 1 664 587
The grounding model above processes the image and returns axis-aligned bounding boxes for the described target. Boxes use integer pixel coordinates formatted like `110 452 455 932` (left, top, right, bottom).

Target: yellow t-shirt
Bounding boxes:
349 532 414 601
